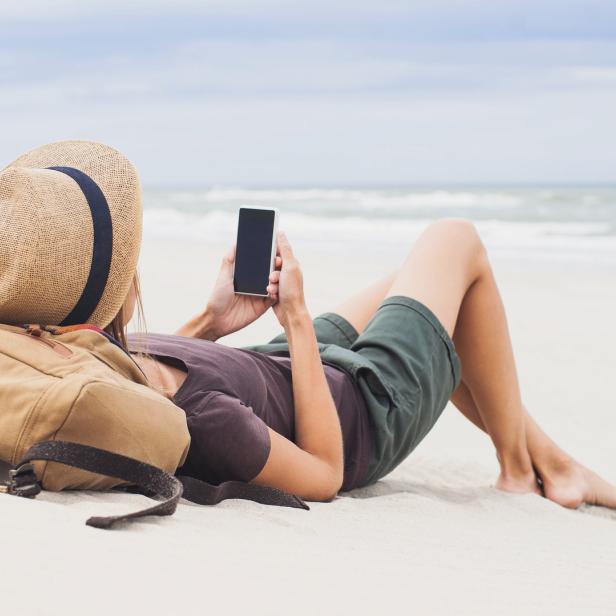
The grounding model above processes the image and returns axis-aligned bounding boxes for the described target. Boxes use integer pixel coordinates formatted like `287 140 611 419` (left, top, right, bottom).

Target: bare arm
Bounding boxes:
286 308 343 472
173 307 219 340
174 244 281 341
250 232 344 501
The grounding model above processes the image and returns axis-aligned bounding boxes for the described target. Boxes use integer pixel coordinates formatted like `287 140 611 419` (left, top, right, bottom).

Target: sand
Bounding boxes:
2 235 615 615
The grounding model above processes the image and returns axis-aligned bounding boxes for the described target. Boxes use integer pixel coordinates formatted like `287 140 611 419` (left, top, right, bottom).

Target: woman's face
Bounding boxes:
122 275 137 325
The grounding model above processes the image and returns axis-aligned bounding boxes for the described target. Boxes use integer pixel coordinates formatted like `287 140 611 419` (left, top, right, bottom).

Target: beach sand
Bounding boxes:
3 235 615 615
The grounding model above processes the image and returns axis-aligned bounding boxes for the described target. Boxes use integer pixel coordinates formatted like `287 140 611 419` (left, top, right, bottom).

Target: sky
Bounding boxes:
1 0 615 185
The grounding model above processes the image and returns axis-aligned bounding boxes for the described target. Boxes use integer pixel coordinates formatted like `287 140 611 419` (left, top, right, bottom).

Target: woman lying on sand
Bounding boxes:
6 140 611 510
126 220 616 510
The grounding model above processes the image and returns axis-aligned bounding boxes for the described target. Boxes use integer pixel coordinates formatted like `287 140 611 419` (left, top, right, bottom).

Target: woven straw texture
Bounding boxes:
0 141 142 328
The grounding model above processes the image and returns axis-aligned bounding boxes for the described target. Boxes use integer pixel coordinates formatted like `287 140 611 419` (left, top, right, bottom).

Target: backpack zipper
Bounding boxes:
42 323 147 379
13 323 147 381
18 325 73 358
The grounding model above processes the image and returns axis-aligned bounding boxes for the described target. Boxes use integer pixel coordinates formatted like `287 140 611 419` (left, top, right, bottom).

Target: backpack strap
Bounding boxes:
0 460 41 498
177 474 309 509
4 440 309 529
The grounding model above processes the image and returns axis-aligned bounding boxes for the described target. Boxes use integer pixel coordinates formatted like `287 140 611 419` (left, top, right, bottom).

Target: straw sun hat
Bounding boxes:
0 141 142 329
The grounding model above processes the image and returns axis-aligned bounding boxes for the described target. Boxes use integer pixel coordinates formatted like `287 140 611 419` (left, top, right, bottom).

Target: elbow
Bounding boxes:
298 462 342 502
313 467 343 502
309 485 340 503
321 485 341 502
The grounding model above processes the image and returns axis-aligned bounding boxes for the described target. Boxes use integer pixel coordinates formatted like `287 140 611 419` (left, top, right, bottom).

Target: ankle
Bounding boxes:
538 453 577 484
496 447 534 479
496 470 541 495
499 467 535 484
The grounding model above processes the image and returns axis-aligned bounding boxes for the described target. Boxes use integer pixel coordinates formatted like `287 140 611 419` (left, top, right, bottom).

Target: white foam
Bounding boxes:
142 207 616 266
148 187 523 214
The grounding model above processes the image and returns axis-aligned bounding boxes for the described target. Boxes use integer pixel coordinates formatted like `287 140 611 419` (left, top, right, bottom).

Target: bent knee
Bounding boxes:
427 217 479 240
426 217 486 258
426 217 489 272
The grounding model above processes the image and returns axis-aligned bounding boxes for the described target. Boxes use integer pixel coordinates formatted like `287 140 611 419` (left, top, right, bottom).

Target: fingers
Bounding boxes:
223 242 236 266
269 270 280 283
276 230 294 260
266 268 280 298
269 232 301 303
267 270 279 284
267 269 279 295
266 280 279 298
266 283 278 297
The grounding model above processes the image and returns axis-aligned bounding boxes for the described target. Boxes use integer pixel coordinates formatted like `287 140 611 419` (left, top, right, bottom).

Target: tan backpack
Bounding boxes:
0 323 308 529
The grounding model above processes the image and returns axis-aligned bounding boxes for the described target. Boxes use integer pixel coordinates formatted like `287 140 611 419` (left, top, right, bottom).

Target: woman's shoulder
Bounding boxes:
178 390 272 485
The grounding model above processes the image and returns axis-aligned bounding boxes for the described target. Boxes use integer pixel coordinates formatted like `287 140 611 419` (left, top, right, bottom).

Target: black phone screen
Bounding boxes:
233 208 276 295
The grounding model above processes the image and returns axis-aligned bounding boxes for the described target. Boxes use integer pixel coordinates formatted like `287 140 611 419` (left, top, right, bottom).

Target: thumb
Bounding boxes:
276 231 294 259
221 243 236 272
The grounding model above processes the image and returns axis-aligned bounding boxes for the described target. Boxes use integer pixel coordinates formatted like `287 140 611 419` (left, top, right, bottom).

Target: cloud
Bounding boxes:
1 1 615 183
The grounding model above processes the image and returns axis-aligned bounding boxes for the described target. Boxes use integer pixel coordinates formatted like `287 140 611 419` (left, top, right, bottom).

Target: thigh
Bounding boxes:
330 269 398 335
385 219 484 337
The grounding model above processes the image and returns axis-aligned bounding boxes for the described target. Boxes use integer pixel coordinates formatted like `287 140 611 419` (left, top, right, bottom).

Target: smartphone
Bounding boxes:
233 206 279 297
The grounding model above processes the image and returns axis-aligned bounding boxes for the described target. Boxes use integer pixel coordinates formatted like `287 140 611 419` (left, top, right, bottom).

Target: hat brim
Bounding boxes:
1 141 142 329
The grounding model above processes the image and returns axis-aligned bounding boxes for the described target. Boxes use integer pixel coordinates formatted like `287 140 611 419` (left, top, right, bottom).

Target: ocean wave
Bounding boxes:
146 188 525 218
186 187 521 208
144 186 616 224
141 208 616 265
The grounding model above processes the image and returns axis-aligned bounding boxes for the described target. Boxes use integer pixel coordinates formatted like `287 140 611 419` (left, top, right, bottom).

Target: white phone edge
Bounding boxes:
233 206 280 297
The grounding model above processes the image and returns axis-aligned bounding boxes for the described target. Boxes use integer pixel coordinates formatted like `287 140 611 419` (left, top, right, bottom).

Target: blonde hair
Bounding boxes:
103 269 147 348
105 270 178 402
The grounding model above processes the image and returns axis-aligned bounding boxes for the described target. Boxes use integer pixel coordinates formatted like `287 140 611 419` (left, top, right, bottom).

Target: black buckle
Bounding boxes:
0 463 41 498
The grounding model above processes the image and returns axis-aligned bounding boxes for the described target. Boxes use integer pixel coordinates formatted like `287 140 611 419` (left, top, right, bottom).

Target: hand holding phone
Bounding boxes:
269 231 308 330
202 240 282 340
231 206 307 329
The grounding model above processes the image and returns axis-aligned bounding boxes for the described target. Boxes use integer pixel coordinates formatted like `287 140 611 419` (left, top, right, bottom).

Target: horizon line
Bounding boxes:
141 180 616 190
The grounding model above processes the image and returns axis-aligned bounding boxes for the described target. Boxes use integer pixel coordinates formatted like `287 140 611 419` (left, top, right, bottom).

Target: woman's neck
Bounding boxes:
130 353 188 400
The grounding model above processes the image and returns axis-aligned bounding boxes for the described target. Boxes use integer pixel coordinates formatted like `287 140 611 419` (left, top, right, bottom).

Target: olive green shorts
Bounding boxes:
240 295 462 487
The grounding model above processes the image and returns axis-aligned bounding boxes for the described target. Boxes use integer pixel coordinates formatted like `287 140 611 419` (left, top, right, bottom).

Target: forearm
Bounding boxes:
284 308 344 482
173 307 219 341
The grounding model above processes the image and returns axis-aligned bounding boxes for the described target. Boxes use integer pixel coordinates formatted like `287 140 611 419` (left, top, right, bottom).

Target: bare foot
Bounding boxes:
495 471 542 496
541 459 616 509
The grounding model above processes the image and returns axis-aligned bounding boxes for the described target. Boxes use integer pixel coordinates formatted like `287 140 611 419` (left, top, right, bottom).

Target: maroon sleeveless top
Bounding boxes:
127 333 373 492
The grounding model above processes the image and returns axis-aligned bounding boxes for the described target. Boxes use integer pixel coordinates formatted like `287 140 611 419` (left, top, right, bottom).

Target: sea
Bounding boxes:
142 186 616 267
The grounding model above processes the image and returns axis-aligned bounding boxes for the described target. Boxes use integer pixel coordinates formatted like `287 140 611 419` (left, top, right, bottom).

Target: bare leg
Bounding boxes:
331 220 616 507
452 381 616 508
332 269 399 336
333 244 534 490
384 219 538 492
